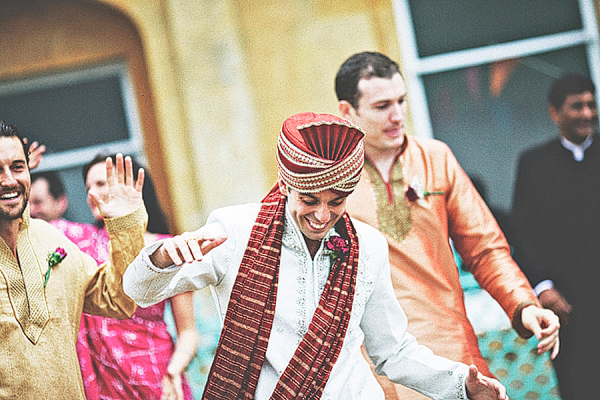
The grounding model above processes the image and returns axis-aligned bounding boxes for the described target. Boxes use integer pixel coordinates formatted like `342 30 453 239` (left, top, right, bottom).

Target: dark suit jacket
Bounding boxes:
511 134 600 397
512 135 600 302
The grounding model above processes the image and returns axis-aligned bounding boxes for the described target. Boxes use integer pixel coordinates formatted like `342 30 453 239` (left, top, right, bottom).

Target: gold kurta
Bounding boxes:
0 205 147 399
346 136 538 399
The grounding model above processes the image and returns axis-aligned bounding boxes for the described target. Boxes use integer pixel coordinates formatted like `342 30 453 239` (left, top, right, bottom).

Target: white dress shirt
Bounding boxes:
560 134 593 162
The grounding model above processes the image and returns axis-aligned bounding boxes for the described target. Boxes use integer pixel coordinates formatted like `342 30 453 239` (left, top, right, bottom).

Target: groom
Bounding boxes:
123 112 508 399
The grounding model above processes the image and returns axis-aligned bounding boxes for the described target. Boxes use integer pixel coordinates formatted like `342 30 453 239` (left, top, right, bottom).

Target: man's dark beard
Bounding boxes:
0 188 28 221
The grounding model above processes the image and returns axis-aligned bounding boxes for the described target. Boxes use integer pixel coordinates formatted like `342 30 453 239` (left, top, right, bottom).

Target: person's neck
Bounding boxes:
304 236 321 259
0 219 21 257
561 133 592 145
365 145 403 182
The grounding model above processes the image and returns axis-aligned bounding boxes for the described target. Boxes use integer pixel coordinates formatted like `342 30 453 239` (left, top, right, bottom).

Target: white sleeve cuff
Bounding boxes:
533 279 554 296
140 240 181 273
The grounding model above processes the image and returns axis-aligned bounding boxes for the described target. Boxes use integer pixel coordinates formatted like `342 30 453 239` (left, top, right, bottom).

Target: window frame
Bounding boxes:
391 0 600 138
0 61 144 171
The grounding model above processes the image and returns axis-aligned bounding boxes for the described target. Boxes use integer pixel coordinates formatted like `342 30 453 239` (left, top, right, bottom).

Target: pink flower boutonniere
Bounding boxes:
324 235 350 263
405 176 444 208
44 247 67 287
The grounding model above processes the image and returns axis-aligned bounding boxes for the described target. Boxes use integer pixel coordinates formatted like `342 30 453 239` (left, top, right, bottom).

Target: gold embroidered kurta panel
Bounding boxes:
363 160 412 244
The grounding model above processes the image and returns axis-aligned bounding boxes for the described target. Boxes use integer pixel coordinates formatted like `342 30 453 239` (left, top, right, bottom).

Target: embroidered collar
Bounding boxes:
560 134 593 162
364 135 407 184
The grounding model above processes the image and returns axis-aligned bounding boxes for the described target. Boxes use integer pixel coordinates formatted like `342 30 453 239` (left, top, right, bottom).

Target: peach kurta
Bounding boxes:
346 135 538 399
0 205 147 399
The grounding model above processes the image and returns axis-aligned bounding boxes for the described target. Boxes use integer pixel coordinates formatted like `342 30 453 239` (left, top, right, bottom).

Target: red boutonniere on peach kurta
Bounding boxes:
405 176 444 208
44 247 67 287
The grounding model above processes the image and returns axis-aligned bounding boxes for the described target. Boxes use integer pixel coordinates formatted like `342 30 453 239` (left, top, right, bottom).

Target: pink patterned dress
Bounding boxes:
52 220 193 400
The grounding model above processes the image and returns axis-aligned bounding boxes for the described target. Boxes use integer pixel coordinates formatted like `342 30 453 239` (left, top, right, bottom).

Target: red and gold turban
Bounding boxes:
276 112 365 196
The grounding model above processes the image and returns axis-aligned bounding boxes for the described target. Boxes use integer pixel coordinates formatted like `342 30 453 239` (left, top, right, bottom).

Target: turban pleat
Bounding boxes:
277 113 364 195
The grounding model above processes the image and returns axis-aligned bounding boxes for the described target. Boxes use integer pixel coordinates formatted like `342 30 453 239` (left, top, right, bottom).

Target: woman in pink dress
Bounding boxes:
53 154 198 400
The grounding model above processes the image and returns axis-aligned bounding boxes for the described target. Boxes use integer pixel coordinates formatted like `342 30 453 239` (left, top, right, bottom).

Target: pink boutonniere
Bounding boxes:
44 247 67 287
324 235 350 263
405 176 444 207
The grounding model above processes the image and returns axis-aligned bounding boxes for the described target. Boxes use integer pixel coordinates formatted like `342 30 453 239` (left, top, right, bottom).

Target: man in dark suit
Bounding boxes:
512 73 599 400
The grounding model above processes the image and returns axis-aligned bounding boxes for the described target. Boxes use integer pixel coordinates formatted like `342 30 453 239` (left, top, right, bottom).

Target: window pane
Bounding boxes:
0 75 129 154
423 46 590 211
409 0 582 57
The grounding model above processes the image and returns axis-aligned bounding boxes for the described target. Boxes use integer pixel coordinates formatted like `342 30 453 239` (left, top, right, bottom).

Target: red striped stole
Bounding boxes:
203 187 359 399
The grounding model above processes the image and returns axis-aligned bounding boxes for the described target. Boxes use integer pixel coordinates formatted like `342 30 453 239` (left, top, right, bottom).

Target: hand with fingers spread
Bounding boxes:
465 365 508 400
23 138 47 170
150 231 227 269
88 153 145 219
521 304 560 359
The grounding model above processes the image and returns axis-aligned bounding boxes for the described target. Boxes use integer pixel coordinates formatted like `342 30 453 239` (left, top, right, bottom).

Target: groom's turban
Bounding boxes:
276 112 365 196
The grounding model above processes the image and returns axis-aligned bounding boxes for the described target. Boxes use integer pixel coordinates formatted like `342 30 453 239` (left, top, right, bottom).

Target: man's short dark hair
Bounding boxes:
0 120 29 165
31 171 66 199
335 51 401 108
548 73 596 109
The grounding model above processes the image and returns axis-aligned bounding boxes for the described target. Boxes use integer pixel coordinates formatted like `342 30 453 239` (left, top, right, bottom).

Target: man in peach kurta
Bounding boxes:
335 52 560 399
0 121 146 399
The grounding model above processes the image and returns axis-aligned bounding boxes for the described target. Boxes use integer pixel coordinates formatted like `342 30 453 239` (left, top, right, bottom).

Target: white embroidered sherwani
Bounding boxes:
124 203 471 399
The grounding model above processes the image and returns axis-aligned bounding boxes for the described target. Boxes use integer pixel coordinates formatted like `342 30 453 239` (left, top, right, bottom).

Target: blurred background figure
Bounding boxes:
52 154 198 400
512 73 599 400
29 170 68 222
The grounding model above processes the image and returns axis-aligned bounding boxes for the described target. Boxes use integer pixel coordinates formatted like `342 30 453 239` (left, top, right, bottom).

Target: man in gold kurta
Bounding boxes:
0 121 147 399
335 52 561 399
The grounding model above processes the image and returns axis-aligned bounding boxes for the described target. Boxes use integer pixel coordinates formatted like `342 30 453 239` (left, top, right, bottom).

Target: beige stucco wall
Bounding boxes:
98 0 403 232
100 0 263 231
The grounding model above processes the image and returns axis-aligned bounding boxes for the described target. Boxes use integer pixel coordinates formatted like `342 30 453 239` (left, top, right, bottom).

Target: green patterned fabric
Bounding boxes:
477 329 561 399
455 246 562 399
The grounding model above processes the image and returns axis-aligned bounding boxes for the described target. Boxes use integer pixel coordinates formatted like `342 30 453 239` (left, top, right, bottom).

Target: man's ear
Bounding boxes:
339 100 357 120
57 196 68 216
548 104 561 125
278 180 288 196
